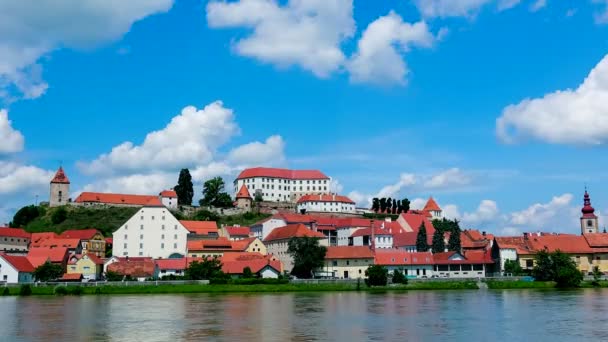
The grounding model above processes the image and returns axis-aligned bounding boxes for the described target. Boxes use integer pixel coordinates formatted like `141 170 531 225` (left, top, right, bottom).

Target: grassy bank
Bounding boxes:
485 280 557 289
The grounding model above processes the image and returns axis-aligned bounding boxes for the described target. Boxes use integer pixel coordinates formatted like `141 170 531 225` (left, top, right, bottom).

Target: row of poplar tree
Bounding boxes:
416 218 462 253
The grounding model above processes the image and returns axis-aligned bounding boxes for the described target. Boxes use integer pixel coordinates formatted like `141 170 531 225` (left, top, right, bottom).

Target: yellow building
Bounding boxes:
60 229 106 257
323 246 374 279
232 237 267 255
67 254 104 280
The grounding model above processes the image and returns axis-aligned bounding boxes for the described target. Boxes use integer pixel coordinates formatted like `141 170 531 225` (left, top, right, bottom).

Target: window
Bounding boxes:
123 252 128 256
162 225 165 230
123 243 127 248
525 259 534 268
139 243 143 249
174 225 178 230
139 252 143 256
332 261 337 266
162 216 165 220
141 216 144 220
346 260 350 265
161 234 165 239
124 235 128 239
161 243 164 249
151 216 155 220
140 225 144 230
174 234 178 239
125 225 128 230
140 234 144 240
588 220 594 227
174 243 177 249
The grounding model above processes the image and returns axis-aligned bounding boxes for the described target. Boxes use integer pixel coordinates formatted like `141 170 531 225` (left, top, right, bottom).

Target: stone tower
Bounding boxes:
581 190 599 235
235 184 253 212
50 167 70 207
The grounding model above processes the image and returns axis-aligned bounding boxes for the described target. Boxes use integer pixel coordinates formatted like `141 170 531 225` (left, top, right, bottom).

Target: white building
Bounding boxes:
0 228 31 254
375 250 435 279
263 224 327 272
296 194 356 214
112 206 189 259
0 253 34 283
351 227 394 249
323 246 374 279
159 190 178 210
234 167 331 203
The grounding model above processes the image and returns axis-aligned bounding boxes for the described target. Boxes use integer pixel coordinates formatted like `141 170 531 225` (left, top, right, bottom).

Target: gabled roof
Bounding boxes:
180 220 218 235
226 226 250 237
60 273 83 281
31 232 59 243
433 251 493 264
82 253 104 265
51 167 70 184
0 227 31 239
325 246 374 259
74 192 162 206
27 247 69 264
59 229 102 240
527 234 594 254
398 213 436 235
494 236 534 254
350 227 394 238
236 167 329 180
297 194 355 204
583 233 608 248
32 238 80 249
159 190 177 198
221 258 282 275
230 237 260 251
374 250 434 266
423 197 441 212
263 224 325 242
155 257 203 271
187 238 234 251
0 253 35 272
235 185 252 199
107 257 156 277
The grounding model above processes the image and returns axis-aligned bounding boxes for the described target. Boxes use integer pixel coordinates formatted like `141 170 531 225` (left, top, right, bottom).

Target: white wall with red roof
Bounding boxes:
296 194 356 214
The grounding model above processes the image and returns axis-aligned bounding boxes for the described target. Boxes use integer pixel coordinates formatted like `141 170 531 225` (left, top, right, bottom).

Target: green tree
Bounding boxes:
365 265 388 286
199 177 233 208
242 266 254 279
504 259 524 276
174 168 194 205
372 198 380 212
432 229 445 253
192 209 220 222
391 269 408 284
379 198 387 213
447 220 462 252
386 198 392 214
10 205 44 228
533 250 583 287
416 223 430 252
105 271 123 281
287 237 327 279
592 266 603 286
401 198 410 213
51 207 68 224
34 262 63 282
185 258 225 280
554 265 583 288
392 199 397 214
532 250 554 281
254 191 264 213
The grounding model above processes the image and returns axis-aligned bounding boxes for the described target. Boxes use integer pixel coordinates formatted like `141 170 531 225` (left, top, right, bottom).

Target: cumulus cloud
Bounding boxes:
0 109 24 153
348 11 435 85
0 0 173 100
0 161 54 195
498 0 522 10
530 0 547 12
409 197 428 210
497 55 608 145
329 179 344 194
227 135 286 167
207 0 355 78
462 200 500 224
424 168 471 189
376 173 417 198
509 193 574 227
347 190 368 207
77 173 175 197
413 0 493 18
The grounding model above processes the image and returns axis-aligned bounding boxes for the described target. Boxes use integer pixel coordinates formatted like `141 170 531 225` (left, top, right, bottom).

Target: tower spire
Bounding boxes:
581 188 599 235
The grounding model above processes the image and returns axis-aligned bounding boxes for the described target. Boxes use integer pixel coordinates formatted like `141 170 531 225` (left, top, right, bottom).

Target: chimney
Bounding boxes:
523 232 528 240
482 231 486 237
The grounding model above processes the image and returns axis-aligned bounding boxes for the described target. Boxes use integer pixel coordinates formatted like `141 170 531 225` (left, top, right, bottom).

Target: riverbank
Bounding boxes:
485 280 608 289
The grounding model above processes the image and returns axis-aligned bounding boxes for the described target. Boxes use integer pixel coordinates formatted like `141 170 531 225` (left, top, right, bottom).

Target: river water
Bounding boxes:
1 289 608 341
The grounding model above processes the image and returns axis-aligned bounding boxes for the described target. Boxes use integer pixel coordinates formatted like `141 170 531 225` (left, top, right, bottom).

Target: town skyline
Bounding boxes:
1 0 608 234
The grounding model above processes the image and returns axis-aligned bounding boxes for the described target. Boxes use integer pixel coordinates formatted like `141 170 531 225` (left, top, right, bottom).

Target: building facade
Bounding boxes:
296 194 356 214
50 167 70 207
234 167 331 203
160 190 178 210
0 228 31 253
0 253 35 283
59 229 106 257
322 246 374 279
264 224 326 272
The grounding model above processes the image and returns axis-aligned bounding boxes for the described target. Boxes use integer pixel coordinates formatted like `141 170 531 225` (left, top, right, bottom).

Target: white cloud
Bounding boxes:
410 197 428 210
0 161 54 195
443 204 462 220
0 109 24 153
347 191 368 207
0 0 173 100
462 200 500 225
376 173 417 198
509 193 574 227
530 0 547 12
347 11 435 85
498 0 522 11
497 55 608 145
413 0 492 18
227 135 286 167
329 179 344 194
206 0 355 78
424 168 471 189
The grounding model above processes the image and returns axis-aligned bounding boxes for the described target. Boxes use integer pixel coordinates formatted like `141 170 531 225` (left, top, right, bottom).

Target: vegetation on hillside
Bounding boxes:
199 177 233 208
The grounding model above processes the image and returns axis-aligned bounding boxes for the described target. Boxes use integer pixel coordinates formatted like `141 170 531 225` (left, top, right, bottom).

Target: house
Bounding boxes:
187 238 235 258
422 197 443 220
250 214 312 240
433 251 494 278
231 237 267 254
59 229 106 257
31 238 82 255
583 233 608 272
461 229 493 252
493 236 535 273
322 246 374 279
233 167 331 203
374 250 434 278
264 224 327 272
393 213 435 251
296 194 356 215
223 226 251 240
106 257 158 281
67 254 104 281
234 185 253 211
112 206 190 259
181 220 219 239
159 190 178 210
59 273 83 282
221 254 282 278
349 221 400 249
526 234 595 273
0 253 35 283
31 232 59 244
155 258 202 278
27 247 69 271
0 227 31 253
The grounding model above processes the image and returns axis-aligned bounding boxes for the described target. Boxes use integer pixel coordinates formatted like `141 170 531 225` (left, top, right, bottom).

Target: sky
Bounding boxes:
1 0 608 235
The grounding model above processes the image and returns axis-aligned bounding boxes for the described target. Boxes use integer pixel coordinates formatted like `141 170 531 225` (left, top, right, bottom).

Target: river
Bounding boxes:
1 289 607 341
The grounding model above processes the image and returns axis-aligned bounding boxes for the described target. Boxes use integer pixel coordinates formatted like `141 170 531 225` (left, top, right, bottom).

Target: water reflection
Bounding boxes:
1 289 608 341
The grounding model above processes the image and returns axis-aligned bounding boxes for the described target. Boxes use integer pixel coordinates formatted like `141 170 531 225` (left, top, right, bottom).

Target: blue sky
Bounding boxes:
1 0 608 234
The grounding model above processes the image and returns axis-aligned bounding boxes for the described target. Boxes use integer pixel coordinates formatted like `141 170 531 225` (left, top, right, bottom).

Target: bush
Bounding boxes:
555 267 583 288
51 207 68 224
2 287 10 296
67 286 83 295
94 287 102 295
392 270 408 284
242 267 254 279
54 286 68 295
365 265 388 287
19 284 32 296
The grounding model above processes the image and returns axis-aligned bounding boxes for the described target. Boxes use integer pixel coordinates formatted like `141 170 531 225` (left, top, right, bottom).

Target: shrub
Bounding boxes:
54 286 68 295
2 287 10 296
365 265 388 287
51 207 68 224
94 287 102 295
67 286 83 295
242 267 254 279
19 284 32 296
392 270 408 285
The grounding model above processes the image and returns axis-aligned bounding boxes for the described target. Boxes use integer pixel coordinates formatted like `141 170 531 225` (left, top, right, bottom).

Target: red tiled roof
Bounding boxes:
59 229 102 240
374 250 434 266
392 231 435 247
31 232 59 243
494 236 534 254
263 224 325 242
220 252 269 262
297 194 355 204
83 253 104 265
187 238 234 251
105 237 113 244
180 220 218 235
160 190 177 197
350 226 394 238
221 258 282 275
32 238 80 249
60 273 83 281
155 258 203 271
74 192 162 206
226 226 250 237
107 257 156 278
51 167 70 184
325 246 374 259
27 247 69 264
0 253 35 272
583 234 608 248
0 227 31 239
231 237 258 251
423 197 441 212
398 213 436 234
433 251 494 264
235 185 252 199
461 230 492 250
279 213 314 224
236 167 329 180
527 234 594 254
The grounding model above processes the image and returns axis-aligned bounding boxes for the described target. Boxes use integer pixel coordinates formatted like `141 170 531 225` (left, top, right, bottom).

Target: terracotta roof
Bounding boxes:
235 185 252 199
434 251 494 264
350 227 394 238
74 192 162 206
83 253 104 265
584 234 608 248
105 237 113 244
27 247 69 264
155 258 203 271
51 167 70 184
423 197 441 212
226 226 250 237
32 238 80 249
160 190 177 197
236 167 329 180
60 273 83 281
107 257 156 278
263 224 325 242
0 227 31 239
392 231 435 247
325 246 374 259
59 229 102 240
230 237 259 251
31 232 59 243
180 220 218 235
527 235 594 254
187 238 234 251
0 253 35 272
279 213 314 224
461 230 492 250
221 258 282 275
398 213 436 235
374 250 434 266
494 236 534 254
297 194 355 204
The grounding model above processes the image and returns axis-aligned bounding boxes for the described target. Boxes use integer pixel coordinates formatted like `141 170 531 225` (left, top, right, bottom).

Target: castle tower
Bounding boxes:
423 197 443 220
581 190 599 235
235 184 253 212
50 167 70 207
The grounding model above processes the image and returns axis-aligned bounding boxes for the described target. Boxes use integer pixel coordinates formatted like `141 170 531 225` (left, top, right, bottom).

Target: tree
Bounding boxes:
105 271 123 281
379 198 387 213
592 266 603 286
174 168 194 205
34 262 63 282
447 220 462 252
185 258 224 280
392 199 397 214
51 207 68 224
10 205 44 228
401 198 410 213
199 177 233 208
504 259 523 276
192 209 220 222
372 198 380 212
254 191 264 213
392 269 408 284
386 198 392 214
432 229 445 253
242 267 254 279
287 237 327 279
532 250 583 288
365 265 388 286
416 223 430 252
532 250 554 281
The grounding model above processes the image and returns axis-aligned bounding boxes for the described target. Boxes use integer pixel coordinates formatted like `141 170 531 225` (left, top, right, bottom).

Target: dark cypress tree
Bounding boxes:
401 198 410 213
432 228 446 253
372 198 380 212
447 220 462 252
396 200 402 213
386 197 392 213
174 168 194 205
392 199 397 214
379 198 387 213
416 223 429 252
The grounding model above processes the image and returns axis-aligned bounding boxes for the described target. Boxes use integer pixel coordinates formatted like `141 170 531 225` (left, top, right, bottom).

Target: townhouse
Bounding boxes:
0 228 31 254
264 224 326 272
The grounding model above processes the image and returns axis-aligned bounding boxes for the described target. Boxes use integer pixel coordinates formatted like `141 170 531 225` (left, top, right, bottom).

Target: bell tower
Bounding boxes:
580 189 599 235
50 167 70 207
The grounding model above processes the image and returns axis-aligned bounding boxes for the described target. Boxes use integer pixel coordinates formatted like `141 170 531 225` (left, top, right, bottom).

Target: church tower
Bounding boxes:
50 167 70 207
581 189 599 235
